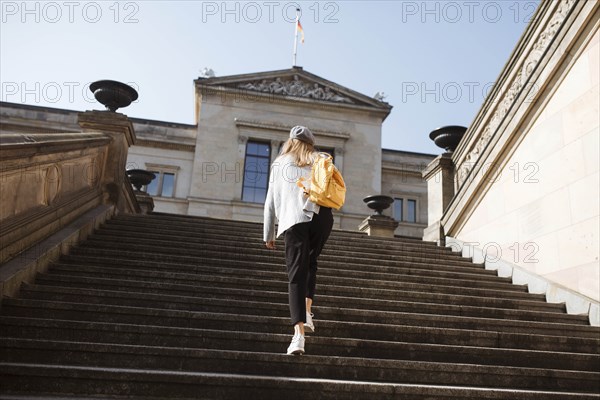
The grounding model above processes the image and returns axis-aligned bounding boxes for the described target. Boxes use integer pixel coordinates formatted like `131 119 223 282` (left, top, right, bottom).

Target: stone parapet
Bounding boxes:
1 109 141 266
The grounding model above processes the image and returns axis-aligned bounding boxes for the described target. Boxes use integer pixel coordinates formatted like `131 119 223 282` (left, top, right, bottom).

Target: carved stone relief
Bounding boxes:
237 75 354 104
458 0 574 186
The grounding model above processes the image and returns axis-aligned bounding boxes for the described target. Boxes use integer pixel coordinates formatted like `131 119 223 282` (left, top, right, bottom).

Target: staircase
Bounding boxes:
0 213 599 399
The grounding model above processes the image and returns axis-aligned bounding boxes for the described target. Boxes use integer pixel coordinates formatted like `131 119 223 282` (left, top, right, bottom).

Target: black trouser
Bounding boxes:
284 207 334 326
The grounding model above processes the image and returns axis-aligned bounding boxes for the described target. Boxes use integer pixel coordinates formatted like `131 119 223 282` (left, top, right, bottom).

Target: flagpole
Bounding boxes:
292 8 299 66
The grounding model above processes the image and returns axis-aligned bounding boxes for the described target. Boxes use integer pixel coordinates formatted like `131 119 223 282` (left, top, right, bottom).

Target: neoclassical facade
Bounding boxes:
0 68 436 237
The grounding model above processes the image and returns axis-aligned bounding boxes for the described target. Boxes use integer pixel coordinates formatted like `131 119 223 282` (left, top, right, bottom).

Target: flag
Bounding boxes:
297 20 304 44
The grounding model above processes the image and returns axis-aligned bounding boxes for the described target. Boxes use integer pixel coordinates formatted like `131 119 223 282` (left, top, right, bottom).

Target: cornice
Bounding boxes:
198 85 392 118
234 118 351 141
134 139 195 152
453 0 576 187
442 0 596 235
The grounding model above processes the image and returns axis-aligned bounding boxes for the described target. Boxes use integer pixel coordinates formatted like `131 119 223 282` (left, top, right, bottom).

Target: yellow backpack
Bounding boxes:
297 153 346 210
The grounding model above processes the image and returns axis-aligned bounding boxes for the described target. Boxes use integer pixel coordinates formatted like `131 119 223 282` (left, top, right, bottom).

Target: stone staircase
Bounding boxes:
0 213 599 399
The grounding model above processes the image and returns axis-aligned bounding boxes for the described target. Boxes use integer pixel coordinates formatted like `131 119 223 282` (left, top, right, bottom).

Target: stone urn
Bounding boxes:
429 125 467 153
126 169 155 192
363 195 394 216
89 80 138 112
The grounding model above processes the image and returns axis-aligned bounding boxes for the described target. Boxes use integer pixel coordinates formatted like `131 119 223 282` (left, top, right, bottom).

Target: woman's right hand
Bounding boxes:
265 241 276 250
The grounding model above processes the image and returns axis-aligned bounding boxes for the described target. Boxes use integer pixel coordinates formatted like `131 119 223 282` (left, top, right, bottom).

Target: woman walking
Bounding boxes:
263 125 334 355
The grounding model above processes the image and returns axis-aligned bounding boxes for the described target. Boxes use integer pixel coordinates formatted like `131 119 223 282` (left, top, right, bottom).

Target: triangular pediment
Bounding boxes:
195 67 392 112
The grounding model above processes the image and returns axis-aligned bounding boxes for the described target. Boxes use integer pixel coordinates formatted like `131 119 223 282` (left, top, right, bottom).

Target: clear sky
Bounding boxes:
1 0 538 154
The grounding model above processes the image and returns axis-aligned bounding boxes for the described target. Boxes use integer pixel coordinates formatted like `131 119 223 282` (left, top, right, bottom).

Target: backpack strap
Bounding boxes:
317 152 333 160
296 176 310 195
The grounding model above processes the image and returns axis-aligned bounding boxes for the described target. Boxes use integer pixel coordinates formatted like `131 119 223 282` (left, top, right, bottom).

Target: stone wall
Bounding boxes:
381 149 435 237
442 0 599 301
0 106 142 298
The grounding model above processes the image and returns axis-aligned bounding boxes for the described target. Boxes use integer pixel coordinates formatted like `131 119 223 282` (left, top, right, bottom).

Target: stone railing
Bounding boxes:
0 109 143 298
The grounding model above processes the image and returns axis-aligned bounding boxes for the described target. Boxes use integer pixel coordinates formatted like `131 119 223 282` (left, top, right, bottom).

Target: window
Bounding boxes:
144 168 177 198
146 172 160 195
407 199 416 223
393 197 417 223
242 141 270 203
393 198 403 221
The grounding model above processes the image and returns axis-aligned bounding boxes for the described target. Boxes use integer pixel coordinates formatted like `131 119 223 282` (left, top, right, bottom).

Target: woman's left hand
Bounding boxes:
265 241 276 250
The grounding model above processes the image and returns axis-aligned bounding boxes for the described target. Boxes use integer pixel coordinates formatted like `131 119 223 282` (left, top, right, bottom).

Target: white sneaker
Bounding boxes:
287 334 305 355
305 312 315 333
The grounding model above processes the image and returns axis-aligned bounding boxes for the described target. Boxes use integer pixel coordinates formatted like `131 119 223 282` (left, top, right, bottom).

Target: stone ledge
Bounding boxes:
0 204 115 305
445 236 600 326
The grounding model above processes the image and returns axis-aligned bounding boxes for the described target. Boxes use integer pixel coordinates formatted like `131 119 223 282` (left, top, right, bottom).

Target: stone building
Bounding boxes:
423 0 599 322
126 67 435 235
0 67 435 238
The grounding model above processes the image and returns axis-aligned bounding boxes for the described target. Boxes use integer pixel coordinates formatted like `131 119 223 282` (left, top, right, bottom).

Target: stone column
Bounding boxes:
233 134 249 202
270 139 283 164
334 146 345 172
422 153 454 243
78 110 136 212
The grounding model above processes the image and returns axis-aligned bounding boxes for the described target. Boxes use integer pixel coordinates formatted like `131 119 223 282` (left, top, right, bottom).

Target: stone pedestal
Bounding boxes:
358 215 399 238
422 153 455 243
134 192 155 214
78 110 136 212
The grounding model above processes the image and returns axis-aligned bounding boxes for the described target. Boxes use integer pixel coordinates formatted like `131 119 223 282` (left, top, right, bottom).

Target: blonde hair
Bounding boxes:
279 138 317 167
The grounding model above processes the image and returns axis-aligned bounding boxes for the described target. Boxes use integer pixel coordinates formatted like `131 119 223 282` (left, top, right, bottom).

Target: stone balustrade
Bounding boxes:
0 109 142 298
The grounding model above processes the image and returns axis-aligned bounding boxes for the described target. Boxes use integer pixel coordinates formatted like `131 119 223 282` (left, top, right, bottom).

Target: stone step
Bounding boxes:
1 338 599 392
103 222 445 258
70 244 528 282
58 254 523 292
66 247 507 284
80 237 481 271
100 220 458 256
114 213 439 248
3 211 598 399
33 271 571 318
18 283 578 334
46 263 563 312
3 297 598 340
3 315 598 371
3 363 599 400
91 228 466 267
28 274 576 331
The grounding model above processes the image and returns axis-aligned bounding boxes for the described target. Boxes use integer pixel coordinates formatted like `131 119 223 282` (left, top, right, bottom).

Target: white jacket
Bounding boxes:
263 154 320 242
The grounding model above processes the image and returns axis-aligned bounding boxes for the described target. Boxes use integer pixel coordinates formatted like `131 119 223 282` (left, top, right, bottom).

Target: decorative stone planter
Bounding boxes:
359 195 398 237
429 125 467 153
363 195 394 216
89 80 139 112
126 169 155 192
